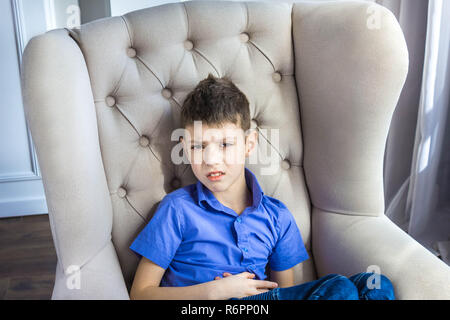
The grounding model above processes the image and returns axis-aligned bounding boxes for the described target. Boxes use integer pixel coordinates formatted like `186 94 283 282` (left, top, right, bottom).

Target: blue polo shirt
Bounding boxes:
129 167 309 287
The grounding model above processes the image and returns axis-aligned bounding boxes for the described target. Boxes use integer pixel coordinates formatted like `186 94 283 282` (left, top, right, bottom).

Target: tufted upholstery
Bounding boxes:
20 0 450 299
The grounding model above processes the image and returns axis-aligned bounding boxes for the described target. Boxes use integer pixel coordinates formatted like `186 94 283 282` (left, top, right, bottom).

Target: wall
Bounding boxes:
0 0 48 218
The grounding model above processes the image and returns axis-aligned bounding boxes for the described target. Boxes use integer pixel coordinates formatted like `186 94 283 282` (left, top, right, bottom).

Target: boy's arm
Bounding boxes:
130 257 219 300
269 267 295 288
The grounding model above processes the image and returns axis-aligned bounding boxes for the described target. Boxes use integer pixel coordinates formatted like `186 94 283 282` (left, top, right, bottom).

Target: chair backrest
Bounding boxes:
68 1 315 287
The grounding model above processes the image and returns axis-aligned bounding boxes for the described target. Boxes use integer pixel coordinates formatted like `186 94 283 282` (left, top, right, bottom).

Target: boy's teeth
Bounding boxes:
210 173 222 176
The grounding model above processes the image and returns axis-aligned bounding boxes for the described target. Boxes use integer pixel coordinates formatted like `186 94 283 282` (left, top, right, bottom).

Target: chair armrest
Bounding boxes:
52 241 129 300
312 208 450 299
21 28 118 297
292 1 409 215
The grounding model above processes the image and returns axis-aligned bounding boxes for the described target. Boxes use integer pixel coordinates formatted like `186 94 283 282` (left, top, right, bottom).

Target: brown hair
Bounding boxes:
181 73 251 132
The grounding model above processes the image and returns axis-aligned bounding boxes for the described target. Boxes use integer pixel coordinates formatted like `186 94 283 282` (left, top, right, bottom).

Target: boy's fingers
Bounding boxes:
254 280 278 289
238 272 255 278
215 273 231 280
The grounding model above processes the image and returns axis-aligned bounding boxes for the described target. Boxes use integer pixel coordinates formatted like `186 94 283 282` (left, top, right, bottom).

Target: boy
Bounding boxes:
129 74 395 300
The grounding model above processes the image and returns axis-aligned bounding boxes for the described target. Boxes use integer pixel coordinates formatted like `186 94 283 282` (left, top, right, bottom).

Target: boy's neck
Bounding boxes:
211 169 252 215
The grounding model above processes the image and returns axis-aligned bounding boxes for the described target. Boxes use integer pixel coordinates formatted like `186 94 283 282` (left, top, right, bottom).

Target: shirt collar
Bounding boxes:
196 167 264 213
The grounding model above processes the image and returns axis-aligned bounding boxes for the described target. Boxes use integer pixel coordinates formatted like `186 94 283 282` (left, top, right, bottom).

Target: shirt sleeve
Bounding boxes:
269 207 309 271
129 195 184 269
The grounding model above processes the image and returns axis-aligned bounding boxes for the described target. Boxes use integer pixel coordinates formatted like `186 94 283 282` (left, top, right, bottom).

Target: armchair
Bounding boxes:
20 0 450 299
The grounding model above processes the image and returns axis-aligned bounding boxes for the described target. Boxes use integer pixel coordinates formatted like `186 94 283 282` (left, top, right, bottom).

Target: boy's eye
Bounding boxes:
221 143 233 147
190 143 234 150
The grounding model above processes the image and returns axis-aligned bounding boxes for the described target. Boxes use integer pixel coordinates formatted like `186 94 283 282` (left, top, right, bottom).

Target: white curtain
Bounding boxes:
404 0 450 264
377 0 450 265
382 0 428 233
348 0 450 265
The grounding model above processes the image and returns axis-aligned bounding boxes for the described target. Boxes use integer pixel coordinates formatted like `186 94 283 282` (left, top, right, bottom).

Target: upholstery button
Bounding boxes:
105 96 116 107
162 88 172 99
250 119 258 129
117 187 127 198
171 178 181 190
126 47 136 58
184 40 194 51
139 136 150 147
240 32 249 43
281 159 291 170
272 72 282 82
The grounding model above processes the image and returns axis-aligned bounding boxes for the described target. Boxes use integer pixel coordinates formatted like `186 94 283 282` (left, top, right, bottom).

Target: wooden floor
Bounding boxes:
0 214 57 300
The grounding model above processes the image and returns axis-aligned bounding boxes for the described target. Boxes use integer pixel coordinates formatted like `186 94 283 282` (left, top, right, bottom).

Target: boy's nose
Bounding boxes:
203 144 223 165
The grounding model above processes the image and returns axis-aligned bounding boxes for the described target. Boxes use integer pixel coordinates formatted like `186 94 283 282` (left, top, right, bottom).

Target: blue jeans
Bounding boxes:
229 272 395 300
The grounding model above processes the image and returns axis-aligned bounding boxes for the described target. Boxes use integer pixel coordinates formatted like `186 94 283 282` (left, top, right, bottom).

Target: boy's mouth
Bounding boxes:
207 171 225 181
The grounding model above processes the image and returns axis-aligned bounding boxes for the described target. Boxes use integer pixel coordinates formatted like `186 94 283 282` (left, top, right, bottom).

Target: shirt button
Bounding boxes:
242 247 248 253
236 217 242 223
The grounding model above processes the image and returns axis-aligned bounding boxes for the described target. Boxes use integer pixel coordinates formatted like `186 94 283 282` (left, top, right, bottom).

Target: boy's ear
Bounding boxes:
245 129 258 156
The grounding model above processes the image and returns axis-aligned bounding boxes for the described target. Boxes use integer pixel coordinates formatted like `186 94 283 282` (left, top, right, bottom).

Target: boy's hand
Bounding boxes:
214 272 233 280
211 271 278 299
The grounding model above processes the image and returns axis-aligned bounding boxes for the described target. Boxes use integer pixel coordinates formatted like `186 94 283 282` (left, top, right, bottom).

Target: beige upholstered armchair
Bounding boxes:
21 0 450 299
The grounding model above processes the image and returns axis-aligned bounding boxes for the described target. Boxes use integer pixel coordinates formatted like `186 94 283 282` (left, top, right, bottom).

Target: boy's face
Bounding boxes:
181 121 258 193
